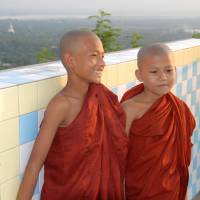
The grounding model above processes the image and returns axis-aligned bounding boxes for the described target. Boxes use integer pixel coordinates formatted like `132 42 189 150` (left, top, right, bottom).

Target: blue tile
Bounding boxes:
20 112 38 145
111 87 118 95
192 156 197 170
198 140 200 151
194 104 200 116
181 96 186 102
182 65 188 80
188 175 192 188
126 82 136 89
192 184 197 198
197 75 200 88
191 92 196 105
175 83 182 96
187 79 193 93
197 166 200 179
192 62 197 76
193 130 198 144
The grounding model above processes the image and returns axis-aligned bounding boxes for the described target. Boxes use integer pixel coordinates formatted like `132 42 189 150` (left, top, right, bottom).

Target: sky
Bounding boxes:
1 0 200 17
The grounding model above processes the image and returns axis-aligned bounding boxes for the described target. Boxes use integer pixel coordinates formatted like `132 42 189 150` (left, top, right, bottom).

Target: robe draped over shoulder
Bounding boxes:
121 83 195 200
40 83 129 200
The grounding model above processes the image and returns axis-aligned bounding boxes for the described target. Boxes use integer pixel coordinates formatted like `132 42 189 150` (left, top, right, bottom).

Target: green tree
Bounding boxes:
130 32 144 48
36 47 56 63
192 33 200 39
89 10 122 52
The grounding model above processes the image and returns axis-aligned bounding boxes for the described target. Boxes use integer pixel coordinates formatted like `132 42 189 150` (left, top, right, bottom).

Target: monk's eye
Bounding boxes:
150 71 157 74
91 54 97 57
166 69 173 73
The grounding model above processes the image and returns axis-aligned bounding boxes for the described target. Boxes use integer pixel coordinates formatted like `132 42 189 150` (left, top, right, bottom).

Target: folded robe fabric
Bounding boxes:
40 83 129 200
121 83 196 200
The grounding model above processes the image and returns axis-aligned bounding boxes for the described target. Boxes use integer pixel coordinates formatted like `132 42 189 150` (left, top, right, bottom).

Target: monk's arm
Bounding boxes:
16 99 68 200
185 191 188 200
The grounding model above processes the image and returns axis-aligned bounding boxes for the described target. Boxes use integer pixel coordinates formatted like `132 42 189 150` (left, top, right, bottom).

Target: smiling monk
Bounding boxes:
17 30 128 200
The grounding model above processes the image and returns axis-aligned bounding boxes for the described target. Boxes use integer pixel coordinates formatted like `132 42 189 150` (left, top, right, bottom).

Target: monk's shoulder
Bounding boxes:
121 94 141 109
121 97 139 115
45 92 70 118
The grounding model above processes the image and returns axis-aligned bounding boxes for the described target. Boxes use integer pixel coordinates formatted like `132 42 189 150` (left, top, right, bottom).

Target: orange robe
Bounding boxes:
41 83 128 200
121 84 196 200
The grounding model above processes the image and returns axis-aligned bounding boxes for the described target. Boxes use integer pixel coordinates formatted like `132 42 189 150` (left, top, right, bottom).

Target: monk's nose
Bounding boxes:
159 72 167 80
99 57 105 69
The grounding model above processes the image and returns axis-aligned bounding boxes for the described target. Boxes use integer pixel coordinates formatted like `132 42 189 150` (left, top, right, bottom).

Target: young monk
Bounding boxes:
17 30 128 200
121 43 196 200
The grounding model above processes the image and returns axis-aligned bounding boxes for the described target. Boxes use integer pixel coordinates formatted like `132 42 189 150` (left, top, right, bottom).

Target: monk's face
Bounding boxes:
136 53 176 97
71 36 105 83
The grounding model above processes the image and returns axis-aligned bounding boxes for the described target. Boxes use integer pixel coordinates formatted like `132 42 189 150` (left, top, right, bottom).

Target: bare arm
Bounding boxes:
16 98 68 200
185 191 188 200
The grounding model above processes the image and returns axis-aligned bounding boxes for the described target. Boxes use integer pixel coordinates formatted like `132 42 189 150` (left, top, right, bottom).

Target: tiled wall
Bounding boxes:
0 39 200 199
111 61 200 200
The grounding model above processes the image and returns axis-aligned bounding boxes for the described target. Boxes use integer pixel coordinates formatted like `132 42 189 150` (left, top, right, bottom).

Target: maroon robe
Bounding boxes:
121 83 195 200
41 83 129 200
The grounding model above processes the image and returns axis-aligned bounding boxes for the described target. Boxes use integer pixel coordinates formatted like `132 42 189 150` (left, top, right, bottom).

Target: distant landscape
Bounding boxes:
0 15 200 70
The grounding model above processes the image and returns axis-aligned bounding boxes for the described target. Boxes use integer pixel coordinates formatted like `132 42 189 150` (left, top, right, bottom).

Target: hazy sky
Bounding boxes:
1 0 200 16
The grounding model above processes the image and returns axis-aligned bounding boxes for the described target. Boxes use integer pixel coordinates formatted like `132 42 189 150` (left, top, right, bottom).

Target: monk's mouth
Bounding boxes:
158 84 169 87
95 71 103 77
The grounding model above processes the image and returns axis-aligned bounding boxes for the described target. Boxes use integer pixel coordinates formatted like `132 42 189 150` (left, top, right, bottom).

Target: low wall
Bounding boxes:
0 39 200 199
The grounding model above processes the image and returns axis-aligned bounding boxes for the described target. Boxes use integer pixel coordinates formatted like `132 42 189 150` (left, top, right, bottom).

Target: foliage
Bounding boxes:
36 47 56 63
192 33 200 39
89 10 122 52
130 32 144 48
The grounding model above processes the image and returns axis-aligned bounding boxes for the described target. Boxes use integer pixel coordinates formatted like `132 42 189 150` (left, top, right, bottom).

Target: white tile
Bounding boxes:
117 84 127 101
39 167 44 192
20 141 34 174
186 94 192 107
181 80 188 96
38 109 45 131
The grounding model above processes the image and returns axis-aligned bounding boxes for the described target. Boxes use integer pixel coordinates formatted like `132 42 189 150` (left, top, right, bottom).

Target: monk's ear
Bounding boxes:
63 53 75 70
135 69 143 82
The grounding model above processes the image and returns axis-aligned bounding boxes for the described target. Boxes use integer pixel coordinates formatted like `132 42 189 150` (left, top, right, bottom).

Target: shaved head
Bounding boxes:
137 43 173 69
60 30 100 68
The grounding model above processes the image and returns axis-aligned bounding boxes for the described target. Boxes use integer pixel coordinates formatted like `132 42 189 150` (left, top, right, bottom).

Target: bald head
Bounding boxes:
137 43 173 69
60 30 99 55
60 30 100 70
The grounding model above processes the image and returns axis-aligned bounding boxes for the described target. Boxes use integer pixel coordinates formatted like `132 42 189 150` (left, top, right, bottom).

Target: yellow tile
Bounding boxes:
104 65 118 88
101 69 108 85
0 118 19 153
117 61 137 85
0 87 19 122
0 176 20 200
0 147 19 184
186 48 193 64
174 51 182 67
193 47 200 60
180 49 186 67
19 83 37 115
179 50 185 66
197 47 200 59
175 46 200 68
37 77 66 109
58 75 68 88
